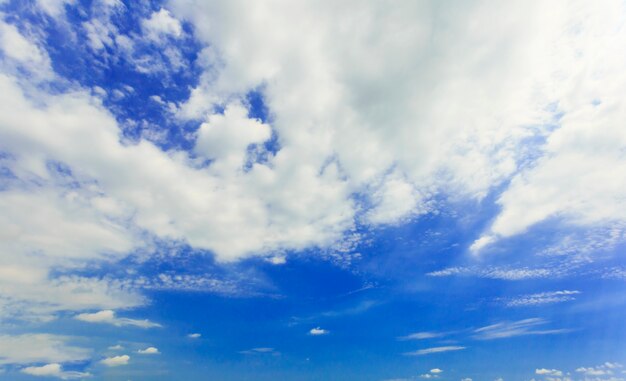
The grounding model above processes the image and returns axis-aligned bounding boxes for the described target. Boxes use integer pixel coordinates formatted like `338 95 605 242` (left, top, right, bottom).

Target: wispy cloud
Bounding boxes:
75 310 161 328
398 331 449 341
427 266 556 280
502 290 580 307
474 318 570 340
238 347 279 356
404 346 466 356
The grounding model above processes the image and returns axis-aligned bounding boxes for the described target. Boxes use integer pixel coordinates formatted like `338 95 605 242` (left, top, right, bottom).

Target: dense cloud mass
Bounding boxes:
0 0 625 378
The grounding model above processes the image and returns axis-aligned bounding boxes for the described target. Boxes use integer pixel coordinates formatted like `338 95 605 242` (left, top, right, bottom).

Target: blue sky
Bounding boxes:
0 0 625 380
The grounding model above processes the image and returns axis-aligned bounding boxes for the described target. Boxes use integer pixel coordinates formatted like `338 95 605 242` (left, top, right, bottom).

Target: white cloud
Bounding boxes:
0 334 90 365
187 333 201 339
35 0 75 17
576 363 622 377
399 332 447 340
100 355 130 367
137 347 159 355
239 347 279 356
469 1 626 253
504 291 580 307
426 267 556 281
75 310 161 328
194 102 272 172
21 363 91 379
309 327 329 336
430 369 443 374
404 346 465 356
474 318 569 340
141 9 183 41
0 17 53 80
536 369 564 377
108 345 123 350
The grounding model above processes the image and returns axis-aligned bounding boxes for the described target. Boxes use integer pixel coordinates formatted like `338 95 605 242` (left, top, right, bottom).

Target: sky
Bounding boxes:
0 0 625 380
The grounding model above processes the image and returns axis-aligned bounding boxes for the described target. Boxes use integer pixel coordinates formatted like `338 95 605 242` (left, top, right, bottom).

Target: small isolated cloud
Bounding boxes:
420 369 443 379
536 369 563 377
75 310 161 328
100 355 130 367
187 333 201 339
474 318 570 340
404 346 466 356
108 345 123 350
309 327 329 336
461 378 473 381
21 363 91 379
137 347 159 355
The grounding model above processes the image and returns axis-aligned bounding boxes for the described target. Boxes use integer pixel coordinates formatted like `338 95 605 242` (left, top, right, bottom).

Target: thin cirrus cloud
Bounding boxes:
473 318 571 340
404 346 466 356
74 310 161 328
503 290 581 307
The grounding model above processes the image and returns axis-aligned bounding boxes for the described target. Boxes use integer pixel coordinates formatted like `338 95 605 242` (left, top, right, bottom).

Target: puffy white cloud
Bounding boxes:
168 0 626 256
404 346 465 356
309 327 329 336
75 310 161 328
137 347 159 355
0 17 53 80
100 355 129 367
21 363 91 379
471 1 626 252
536 369 563 377
187 333 201 339
0 334 90 365
194 102 272 172
430 369 443 374
141 9 183 41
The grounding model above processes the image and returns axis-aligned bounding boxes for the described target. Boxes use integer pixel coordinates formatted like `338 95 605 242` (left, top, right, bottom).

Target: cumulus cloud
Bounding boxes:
21 363 91 379
536 369 564 377
100 355 130 367
137 347 159 355
141 9 183 41
0 334 90 365
309 327 329 336
75 310 161 328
